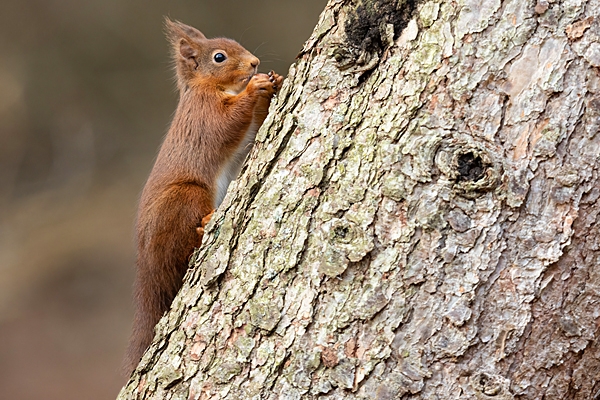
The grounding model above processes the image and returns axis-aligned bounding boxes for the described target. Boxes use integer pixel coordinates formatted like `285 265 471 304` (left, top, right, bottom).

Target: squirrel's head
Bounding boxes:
165 18 259 94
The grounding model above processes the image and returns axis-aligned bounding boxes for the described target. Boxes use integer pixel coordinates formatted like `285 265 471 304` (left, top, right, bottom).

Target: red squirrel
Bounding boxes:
125 18 283 375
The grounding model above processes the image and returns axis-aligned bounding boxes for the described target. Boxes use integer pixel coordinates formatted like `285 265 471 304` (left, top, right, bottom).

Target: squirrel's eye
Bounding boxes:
213 53 226 63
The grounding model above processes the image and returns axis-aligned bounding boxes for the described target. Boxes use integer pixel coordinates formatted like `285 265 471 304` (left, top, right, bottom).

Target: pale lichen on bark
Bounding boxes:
119 0 600 399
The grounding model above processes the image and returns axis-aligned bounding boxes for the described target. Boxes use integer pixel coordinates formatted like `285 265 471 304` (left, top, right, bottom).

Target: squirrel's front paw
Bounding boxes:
249 71 283 97
267 70 284 92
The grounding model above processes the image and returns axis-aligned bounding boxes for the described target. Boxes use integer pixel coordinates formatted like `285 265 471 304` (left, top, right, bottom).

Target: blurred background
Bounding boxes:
0 1 325 398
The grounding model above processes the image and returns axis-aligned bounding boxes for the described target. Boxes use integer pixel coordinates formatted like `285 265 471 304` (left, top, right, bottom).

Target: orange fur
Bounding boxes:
124 18 283 376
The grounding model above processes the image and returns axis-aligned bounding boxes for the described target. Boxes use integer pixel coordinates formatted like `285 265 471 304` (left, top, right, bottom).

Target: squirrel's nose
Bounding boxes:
251 58 260 68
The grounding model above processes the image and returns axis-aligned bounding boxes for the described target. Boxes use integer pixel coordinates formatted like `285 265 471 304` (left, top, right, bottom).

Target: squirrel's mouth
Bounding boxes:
243 67 258 84
242 73 254 85
225 74 254 95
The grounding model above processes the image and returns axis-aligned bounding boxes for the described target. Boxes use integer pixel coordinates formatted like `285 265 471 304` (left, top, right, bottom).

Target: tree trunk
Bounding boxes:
118 0 600 398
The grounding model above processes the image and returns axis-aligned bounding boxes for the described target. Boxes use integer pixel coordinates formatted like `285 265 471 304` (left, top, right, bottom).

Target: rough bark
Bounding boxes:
118 0 600 398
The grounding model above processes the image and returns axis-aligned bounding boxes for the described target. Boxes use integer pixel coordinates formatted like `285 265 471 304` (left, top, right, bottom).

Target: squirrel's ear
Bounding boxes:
178 38 198 64
164 17 206 44
165 18 205 70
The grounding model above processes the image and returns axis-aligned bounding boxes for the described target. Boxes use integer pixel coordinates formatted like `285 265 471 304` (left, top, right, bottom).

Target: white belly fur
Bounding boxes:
215 117 260 207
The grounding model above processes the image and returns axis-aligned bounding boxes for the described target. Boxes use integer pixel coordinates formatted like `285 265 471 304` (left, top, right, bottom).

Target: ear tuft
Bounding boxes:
164 17 206 45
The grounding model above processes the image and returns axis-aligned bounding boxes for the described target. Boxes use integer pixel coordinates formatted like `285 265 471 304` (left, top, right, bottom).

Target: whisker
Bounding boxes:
238 26 254 44
253 41 268 54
